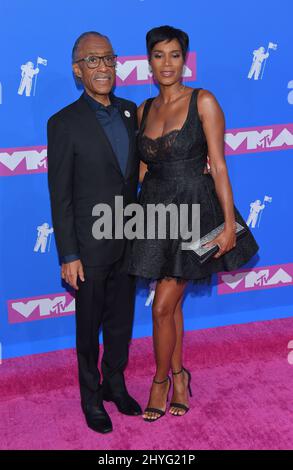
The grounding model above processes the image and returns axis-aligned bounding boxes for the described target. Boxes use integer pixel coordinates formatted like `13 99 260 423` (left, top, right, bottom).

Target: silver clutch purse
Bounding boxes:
184 221 247 264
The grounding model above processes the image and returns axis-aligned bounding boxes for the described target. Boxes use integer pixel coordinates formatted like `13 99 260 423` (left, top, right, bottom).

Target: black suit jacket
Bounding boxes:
47 93 139 266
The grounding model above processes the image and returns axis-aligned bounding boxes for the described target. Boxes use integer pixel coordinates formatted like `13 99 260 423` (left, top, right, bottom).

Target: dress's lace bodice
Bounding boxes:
138 88 208 174
140 129 180 159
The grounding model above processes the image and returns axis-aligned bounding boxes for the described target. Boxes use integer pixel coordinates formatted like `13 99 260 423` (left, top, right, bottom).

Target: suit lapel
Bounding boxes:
116 97 136 178
115 97 135 179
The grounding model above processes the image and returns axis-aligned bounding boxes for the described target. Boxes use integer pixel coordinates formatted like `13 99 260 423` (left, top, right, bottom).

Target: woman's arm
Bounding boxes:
198 89 236 257
139 161 148 184
137 101 148 184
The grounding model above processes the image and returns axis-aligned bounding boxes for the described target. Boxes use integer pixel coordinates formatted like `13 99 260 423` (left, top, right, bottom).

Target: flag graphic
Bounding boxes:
37 57 48 66
268 42 277 50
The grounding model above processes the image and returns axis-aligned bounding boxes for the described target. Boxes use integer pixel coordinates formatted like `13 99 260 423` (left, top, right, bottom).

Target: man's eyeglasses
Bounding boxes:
75 55 118 69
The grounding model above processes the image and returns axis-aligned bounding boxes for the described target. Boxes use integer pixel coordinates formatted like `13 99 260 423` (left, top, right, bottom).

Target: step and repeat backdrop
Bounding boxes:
1 0 292 359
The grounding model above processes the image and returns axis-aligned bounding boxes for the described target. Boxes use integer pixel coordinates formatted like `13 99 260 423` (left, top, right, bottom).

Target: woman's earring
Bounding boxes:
149 65 153 97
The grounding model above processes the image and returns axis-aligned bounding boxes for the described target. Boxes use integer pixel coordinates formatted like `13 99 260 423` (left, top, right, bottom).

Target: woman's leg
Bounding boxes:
143 279 187 420
169 295 191 415
170 294 184 372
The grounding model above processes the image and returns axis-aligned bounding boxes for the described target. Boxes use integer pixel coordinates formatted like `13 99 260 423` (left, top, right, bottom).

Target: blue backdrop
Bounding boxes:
1 0 293 359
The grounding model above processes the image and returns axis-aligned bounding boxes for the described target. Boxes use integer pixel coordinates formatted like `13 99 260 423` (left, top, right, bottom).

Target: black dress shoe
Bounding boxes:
103 391 142 416
84 403 113 434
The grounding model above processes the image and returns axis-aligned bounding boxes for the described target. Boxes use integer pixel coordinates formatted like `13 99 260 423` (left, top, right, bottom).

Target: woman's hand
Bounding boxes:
202 224 236 259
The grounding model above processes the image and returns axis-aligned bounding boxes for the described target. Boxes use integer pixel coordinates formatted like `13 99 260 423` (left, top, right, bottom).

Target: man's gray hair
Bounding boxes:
72 31 112 63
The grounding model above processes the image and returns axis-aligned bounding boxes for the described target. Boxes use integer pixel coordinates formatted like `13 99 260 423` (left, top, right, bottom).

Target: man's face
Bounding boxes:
72 35 116 100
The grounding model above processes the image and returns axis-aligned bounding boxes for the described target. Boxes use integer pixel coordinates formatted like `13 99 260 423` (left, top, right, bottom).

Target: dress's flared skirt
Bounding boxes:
126 173 259 284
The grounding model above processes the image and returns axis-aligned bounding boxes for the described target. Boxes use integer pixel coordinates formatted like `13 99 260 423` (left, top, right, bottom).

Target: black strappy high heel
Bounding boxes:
143 376 171 422
169 367 192 416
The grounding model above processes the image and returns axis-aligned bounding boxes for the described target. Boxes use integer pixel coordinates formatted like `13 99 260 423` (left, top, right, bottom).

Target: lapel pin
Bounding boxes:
124 110 131 118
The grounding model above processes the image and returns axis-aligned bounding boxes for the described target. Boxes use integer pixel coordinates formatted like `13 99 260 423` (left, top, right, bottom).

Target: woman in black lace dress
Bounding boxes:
127 26 259 421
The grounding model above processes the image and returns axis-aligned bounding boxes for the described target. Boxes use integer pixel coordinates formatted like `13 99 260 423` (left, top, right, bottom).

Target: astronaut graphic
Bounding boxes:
247 200 265 228
248 47 269 80
145 281 157 306
18 62 39 97
247 42 277 80
246 196 272 228
18 57 47 97
34 222 54 253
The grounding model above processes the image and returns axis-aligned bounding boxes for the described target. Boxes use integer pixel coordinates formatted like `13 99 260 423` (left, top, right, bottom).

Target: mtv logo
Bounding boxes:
218 263 293 294
225 124 293 155
0 146 47 176
115 52 196 86
8 292 75 323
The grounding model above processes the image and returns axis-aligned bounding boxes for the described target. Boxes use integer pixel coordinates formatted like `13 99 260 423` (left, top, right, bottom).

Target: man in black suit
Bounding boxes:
47 31 141 434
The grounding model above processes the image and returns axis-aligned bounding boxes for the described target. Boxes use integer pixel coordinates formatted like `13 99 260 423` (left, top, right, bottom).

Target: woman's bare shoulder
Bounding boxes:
197 88 222 120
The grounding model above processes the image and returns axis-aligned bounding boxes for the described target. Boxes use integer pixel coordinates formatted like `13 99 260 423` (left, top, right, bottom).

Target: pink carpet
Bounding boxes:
1 317 293 450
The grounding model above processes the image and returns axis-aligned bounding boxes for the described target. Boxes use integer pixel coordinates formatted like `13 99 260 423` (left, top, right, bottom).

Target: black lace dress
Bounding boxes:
127 88 259 285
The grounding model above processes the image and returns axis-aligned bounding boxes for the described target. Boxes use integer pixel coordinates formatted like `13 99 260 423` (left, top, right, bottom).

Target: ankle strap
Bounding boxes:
153 376 170 384
172 368 183 375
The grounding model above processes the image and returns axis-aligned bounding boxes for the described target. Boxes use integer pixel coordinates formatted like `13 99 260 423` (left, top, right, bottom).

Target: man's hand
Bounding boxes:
61 259 85 290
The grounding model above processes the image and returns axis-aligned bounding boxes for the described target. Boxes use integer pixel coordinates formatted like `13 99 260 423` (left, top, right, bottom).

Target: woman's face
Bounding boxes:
149 38 185 86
